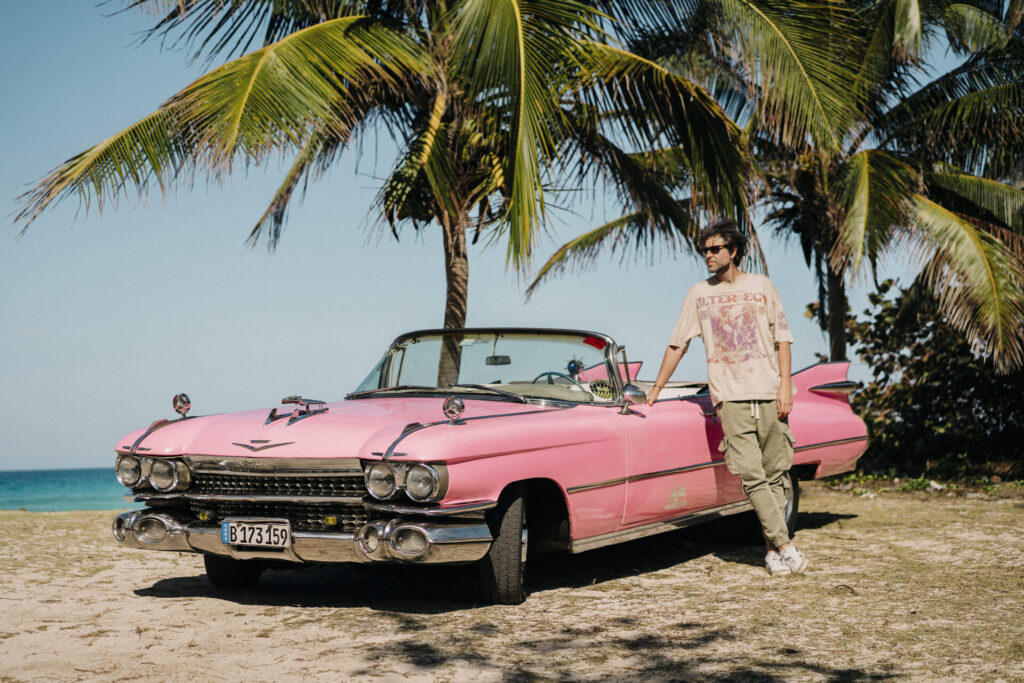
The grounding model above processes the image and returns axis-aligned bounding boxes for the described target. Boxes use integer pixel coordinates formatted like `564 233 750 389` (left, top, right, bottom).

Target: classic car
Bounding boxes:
112 328 867 604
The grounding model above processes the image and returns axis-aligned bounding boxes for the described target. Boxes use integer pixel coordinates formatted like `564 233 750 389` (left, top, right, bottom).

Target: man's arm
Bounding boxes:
645 344 686 406
777 341 792 419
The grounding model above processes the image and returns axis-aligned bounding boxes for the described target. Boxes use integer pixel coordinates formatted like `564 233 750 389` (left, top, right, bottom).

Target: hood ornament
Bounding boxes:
442 396 465 424
172 393 191 418
231 440 295 452
265 395 329 426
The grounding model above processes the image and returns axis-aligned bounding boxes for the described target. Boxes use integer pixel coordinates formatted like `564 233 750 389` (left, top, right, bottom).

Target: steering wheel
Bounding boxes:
531 371 584 389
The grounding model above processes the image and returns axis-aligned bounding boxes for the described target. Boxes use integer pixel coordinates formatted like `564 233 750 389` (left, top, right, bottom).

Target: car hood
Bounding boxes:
116 397 563 461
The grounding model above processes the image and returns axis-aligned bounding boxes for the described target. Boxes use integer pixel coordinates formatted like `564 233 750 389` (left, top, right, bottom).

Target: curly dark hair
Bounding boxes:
698 218 745 264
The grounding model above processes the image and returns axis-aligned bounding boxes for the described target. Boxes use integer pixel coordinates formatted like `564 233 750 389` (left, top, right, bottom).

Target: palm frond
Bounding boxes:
926 168 1024 231
944 2 1011 51
15 109 185 229
17 16 424 229
835 149 920 273
714 0 862 153
451 0 600 270
624 15 755 128
170 16 424 175
577 43 753 222
908 194 1024 372
893 0 924 59
116 0 396 62
1008 0 1024 32
525 208 694 298
246 124 347 250
880 50 1024 175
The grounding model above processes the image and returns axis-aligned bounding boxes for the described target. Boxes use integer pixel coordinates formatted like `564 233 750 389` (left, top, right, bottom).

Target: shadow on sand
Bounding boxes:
135 510 857 607
132 510 884 679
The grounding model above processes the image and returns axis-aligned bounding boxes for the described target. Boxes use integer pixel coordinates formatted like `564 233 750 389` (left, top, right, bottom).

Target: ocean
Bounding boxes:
0 468 133 511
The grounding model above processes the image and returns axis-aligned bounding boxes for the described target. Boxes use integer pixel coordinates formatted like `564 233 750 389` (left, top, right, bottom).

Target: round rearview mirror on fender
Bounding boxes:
620 384 646 414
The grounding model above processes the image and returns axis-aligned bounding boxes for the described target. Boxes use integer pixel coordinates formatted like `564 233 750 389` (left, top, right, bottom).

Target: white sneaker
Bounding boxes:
779 544 809 575
765 550 791 576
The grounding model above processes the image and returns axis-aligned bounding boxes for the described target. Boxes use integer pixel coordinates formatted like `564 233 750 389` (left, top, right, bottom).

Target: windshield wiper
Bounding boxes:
346 385 440 398
447 383 528 403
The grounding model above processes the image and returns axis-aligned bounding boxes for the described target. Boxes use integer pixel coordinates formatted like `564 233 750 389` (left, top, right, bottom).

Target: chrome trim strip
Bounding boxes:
566 477 627 494
129 419 172 455
364 500 497 516
627 460 724 483
567 460 727 494
183 455 363 474
570 500 754 553
382 406 574 460
114 511 492 565
135 493 364 504
794 436 868 452
808 381 861 395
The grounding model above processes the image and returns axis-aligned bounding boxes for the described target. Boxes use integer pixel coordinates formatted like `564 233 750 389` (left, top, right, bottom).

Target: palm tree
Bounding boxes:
763 0 1024 370
15 0 752 342
530 0 1024 372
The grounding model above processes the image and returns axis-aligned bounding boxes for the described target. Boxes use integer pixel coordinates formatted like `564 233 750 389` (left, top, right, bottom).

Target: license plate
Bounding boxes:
221 520 291 548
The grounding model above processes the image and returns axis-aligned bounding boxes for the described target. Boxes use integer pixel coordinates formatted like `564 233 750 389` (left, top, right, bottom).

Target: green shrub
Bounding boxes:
814 280 1024 480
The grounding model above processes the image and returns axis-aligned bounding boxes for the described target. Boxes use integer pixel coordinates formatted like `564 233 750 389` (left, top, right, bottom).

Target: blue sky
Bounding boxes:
2 4 892 471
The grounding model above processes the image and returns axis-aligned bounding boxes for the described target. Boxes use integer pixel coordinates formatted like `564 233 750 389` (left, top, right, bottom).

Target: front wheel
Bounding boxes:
204 554 264 589
478 485 527 605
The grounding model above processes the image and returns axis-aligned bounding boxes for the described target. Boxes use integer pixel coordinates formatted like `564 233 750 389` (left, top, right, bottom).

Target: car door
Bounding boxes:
691 394 746 505
620 397 722 526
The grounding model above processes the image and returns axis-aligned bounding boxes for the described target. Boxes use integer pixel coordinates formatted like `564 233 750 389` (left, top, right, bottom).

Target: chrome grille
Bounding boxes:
190 501 371 533
192 473 365 498
189 471 372 532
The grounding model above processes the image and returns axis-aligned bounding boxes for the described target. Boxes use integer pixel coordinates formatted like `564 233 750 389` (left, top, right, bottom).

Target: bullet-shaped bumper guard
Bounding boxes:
112 510 492 565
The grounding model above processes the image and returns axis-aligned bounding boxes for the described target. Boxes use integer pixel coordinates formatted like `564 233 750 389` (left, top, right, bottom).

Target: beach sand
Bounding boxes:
1 482 1022 681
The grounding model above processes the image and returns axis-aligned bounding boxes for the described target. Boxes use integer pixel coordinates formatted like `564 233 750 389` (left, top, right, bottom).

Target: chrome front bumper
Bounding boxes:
112 510 492 565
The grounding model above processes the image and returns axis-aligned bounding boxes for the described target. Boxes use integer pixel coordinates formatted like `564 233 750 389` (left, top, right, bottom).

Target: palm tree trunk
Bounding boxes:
827 263 847 362
438 210 469 386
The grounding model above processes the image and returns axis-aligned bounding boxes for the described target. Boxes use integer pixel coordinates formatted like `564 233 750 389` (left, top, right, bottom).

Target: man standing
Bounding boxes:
645 218 808 576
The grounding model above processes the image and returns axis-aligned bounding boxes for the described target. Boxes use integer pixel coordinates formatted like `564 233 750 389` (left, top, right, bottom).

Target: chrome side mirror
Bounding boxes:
619 384 646 414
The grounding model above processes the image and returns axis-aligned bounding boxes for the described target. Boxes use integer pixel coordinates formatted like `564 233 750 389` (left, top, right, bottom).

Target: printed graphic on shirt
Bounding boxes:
697 293 770 365
776 309 790 333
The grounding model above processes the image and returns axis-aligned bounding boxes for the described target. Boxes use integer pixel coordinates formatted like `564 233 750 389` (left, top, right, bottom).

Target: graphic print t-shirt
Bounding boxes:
669 273 794 405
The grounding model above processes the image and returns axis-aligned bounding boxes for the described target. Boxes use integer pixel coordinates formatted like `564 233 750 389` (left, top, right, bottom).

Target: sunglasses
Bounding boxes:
702 245 730 255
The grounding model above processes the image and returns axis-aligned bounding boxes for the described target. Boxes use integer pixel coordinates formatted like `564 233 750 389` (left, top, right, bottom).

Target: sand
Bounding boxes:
1 482 1022 681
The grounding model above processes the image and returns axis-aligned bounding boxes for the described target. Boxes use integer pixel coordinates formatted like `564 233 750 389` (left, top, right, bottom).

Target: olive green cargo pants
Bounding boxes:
717 399 794 549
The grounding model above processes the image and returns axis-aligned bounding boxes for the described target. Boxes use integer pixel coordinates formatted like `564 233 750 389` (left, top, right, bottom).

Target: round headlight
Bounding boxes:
405 464 438 501
116 455 142 487
149 459 178 492
366 463 396 499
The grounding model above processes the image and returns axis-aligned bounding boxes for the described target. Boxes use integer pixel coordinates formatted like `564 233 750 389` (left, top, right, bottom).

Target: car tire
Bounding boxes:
784 475 801 538
203 554 264 589
478 485 527 605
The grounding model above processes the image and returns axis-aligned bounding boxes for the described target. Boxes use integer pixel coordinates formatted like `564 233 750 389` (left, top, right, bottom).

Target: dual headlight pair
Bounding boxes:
116 454 190 492
364 462 447 502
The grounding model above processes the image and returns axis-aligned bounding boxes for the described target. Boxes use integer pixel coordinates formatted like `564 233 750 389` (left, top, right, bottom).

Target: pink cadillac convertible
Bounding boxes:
112 328 867 604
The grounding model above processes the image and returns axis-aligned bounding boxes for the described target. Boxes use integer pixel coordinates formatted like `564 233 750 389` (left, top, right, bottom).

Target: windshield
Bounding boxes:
354 331 620 403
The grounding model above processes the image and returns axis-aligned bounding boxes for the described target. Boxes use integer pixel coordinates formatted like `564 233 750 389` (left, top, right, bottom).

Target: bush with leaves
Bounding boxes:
812 280 1024 480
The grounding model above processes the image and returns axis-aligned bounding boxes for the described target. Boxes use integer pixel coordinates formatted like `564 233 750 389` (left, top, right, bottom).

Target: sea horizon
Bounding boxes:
0 467 133 512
